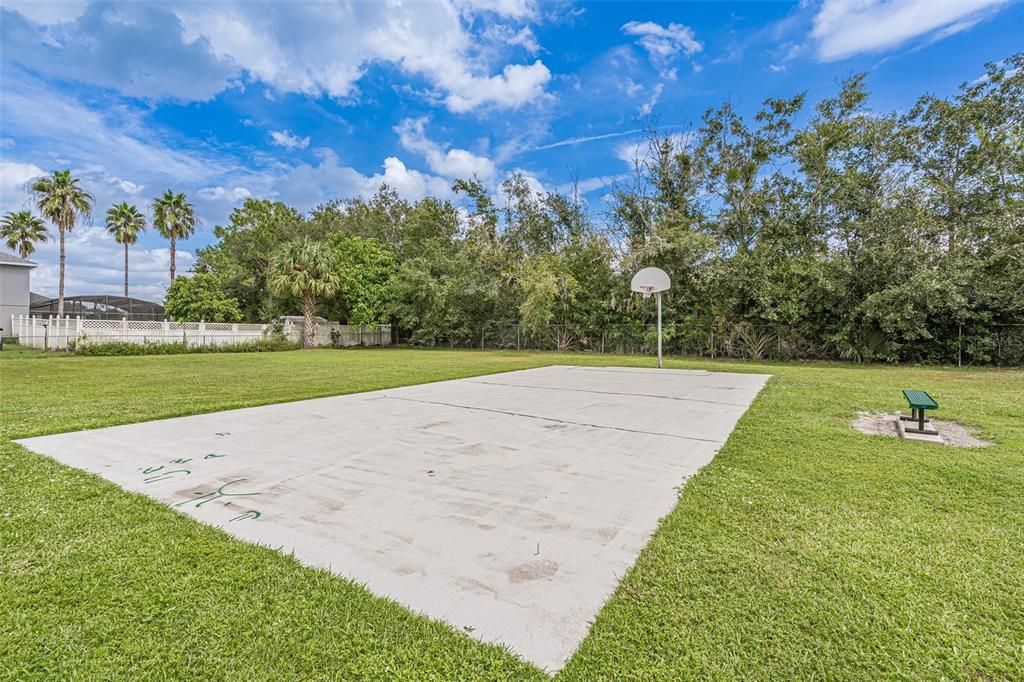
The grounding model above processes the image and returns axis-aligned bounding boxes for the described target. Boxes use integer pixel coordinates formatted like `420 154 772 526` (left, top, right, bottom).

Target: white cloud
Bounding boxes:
394 118 496 181
441 61 552 113
638 83 664 115
454 0 538 20
1 3 237 102
198 186 252 202
170 1 552 112
621 20 703 78
615 132 692 169
811 0 1009 62
767 63 786 73
274 149 453 211
118 179 143 194
481 24 541 53
506 170 549 197
622 77 644 97
0 160 46 213
269 130 311 150
3 1 552 112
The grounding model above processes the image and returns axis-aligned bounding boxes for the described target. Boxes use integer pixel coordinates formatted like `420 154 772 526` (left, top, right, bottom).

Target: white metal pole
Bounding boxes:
657 291 663 369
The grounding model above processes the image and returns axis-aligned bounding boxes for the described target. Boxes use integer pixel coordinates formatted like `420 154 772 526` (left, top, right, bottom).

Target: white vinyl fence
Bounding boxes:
9 315 391 351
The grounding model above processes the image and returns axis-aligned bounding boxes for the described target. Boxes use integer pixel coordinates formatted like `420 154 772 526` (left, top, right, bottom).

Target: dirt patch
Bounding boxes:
853 413 992 448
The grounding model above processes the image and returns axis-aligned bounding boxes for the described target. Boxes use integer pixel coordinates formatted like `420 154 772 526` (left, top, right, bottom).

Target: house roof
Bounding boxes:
0 251 37 267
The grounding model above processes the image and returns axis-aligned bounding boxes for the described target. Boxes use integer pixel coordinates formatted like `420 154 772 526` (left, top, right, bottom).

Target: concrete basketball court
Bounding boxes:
17 365 769 672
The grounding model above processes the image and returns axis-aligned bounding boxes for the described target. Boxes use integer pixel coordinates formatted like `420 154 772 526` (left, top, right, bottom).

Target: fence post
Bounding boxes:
199 320 206 347
43 319 49 351
958 324 963 367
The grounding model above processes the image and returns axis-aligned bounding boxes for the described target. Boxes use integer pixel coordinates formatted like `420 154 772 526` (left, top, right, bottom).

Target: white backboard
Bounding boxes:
631 267 670 295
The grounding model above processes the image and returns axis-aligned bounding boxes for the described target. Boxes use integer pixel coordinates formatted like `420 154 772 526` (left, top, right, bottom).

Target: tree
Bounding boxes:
195 199 305 319
152 190 196 282
164 274 244 322
326 234 396 325
105 202 146 297
269 238 340 348
0 211 48 259
31 170 93 317
518 254 579 350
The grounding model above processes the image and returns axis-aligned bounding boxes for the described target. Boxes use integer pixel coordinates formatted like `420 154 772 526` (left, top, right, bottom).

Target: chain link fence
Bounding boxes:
396 322 1024 366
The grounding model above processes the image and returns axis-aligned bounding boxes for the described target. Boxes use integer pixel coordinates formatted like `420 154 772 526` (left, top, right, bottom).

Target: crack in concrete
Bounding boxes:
466 379 749 407
375 395 721 443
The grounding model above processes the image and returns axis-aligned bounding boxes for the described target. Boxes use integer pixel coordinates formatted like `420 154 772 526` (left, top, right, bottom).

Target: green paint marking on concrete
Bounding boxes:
175 478 260 509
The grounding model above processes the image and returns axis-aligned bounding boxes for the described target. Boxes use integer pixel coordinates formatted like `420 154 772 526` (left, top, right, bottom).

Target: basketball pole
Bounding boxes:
656 291 663 369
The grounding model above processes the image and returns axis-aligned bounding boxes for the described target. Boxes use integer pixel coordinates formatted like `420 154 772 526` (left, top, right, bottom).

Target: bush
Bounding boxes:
73 338 299 356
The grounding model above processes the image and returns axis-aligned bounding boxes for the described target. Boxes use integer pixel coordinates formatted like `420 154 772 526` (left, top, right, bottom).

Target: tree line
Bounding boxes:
4 54 1021 361
191 54 1023 361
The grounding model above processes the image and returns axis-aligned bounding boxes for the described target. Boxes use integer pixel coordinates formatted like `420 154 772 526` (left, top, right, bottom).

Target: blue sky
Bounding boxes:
1 0 1021 302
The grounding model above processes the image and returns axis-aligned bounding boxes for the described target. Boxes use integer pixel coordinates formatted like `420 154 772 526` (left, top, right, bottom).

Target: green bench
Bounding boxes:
901 389 939 435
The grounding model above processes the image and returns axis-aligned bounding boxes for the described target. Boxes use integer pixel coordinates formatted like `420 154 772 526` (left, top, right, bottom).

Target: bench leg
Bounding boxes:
904 408 940 436
899 408 930 423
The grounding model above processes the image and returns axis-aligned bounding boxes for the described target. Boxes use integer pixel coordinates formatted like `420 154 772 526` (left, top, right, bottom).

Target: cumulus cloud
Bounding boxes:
621 20 703 78
269 130 311 150
2 1 554 112
177 1 554 111
198 186 252 202
275 149 453 210
811 0 1010 62
394 118 496 181
0 3 237 102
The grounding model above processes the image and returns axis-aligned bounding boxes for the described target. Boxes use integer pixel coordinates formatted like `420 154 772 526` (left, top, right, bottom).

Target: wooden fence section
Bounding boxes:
9 316 391 350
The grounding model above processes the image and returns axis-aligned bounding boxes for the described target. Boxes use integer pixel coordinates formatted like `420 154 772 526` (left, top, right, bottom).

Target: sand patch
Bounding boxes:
853 413 992 448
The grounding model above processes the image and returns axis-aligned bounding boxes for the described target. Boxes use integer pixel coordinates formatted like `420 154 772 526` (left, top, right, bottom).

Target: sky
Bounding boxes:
1 0 1021 303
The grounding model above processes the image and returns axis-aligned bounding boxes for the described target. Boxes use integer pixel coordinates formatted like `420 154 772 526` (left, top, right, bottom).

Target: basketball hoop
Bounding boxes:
630 267 671 368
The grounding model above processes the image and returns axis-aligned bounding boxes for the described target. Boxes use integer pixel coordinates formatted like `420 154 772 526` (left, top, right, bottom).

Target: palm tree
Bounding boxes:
269 238 340 349
1 211 48 259
105 203 147 297
152 190 196 282
31 170 93 317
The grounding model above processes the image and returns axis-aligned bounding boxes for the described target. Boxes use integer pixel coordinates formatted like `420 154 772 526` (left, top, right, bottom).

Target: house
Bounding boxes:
0 251 37 337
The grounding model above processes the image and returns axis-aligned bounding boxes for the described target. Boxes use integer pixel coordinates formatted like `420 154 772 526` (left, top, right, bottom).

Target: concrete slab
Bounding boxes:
15 365 769 672
895 415 945 444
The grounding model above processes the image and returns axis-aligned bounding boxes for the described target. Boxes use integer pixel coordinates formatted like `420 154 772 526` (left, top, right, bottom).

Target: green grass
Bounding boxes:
1 348 1022 680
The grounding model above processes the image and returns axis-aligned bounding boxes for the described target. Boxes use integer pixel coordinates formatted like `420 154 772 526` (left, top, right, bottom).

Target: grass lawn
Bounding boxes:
1 347 1022 680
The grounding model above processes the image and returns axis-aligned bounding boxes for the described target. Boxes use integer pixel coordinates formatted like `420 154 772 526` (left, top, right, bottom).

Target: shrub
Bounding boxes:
74 338 299 356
